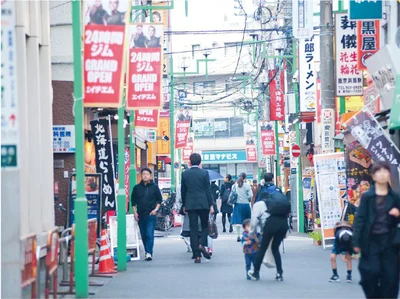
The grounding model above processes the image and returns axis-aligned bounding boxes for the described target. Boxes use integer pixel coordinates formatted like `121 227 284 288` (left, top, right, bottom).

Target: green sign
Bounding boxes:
349 0 382 20
389 75 400 130
1 145 17 168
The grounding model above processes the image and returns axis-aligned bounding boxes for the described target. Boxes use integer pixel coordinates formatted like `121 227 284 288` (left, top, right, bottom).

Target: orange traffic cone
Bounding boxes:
98 229 117 274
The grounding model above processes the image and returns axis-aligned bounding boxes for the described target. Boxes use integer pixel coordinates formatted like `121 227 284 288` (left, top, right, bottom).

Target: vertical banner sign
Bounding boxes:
1 0 19 168
126 24 163 110
269 69 285 120
83 0 129 107
91 119 116 210
335 14 363 96
321 109 335 154
261 129 276 156
124 148 130 211
182 139 194 162
299 37 317 112
175 121 190 149
349 0 383 20
343 109 400 191
134 109 159 128
357 20 380 70
292 0 314 39
246 143 257 162
156 117 170 154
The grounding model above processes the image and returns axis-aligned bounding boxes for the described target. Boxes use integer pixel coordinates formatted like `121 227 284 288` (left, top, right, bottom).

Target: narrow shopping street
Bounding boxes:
94 225 363 299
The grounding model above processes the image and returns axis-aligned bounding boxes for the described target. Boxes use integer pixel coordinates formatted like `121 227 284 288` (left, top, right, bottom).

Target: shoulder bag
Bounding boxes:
227 184 238 206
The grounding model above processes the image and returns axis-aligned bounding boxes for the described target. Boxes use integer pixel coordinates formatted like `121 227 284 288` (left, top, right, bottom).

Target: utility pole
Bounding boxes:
170 55 176 192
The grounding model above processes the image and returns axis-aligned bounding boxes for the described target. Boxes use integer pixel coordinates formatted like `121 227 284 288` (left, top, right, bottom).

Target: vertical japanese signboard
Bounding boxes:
83 0 129 107
126 24 163 110
124 148 130 210
343 109 400 191
357 20 380 70
156 117 170 154
261 129 276 156
292 0 314 39
175 121 190 149
182 138 194 162
269 69 285 120
335 13 363 96
134 109 159 128
91 119 116 210
321 109 335 154
246 143 257 162
299 37 317 112
1 0 19 168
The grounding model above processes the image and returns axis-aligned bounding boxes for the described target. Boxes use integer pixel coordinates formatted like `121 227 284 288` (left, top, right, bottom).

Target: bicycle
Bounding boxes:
155 193 176 232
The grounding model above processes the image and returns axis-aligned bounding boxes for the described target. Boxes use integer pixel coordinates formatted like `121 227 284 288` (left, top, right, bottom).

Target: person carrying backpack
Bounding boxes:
248 172 290 282
220 174 234 233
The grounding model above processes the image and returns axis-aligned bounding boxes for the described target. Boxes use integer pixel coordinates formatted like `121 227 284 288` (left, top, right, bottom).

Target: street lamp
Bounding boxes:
201 44 212 80
179 55 191 90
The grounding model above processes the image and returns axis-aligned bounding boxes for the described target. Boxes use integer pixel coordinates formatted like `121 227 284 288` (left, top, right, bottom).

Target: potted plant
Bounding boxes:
315 218 321 228
309 231 322 246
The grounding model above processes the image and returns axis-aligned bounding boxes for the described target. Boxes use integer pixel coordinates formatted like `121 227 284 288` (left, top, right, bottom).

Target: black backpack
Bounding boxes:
260 186 290 216
221 185 231 203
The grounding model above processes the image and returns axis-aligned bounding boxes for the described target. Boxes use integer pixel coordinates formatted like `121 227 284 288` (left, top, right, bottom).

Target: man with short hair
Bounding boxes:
132 167 162 261
181 153 214 263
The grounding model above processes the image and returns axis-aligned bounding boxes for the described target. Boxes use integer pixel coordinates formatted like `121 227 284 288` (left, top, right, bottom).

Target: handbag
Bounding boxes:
227 184 238 206
262 237 276 268
208 216 218 239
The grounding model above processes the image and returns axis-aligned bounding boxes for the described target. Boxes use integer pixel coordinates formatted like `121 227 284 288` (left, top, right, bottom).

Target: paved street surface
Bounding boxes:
94 223 364 298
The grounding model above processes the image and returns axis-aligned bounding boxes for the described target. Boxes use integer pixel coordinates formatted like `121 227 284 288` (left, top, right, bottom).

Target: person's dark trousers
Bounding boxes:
188 209 209 258
138 215 157 255
222 213 232 230
254 216 288 274
245 253 257 278
359 233 399 299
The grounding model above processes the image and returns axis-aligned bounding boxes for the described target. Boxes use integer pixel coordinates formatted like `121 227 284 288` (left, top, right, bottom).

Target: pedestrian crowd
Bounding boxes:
131 153 400 299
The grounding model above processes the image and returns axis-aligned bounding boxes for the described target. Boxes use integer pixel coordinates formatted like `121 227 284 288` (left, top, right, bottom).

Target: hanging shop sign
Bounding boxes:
90 119 116 210
82 0 129 107
261 129 276 156
201 150 247 163
292 0 314 39
246 143 257 163
1 0 19 168
389 75 400 130
343 109 400 191
335 13 363 96
299 36 317 112
53 125 76 153
175 120 190 149
314 152 347 249
363 84 380 115
157 159 166 172
349 0 383 20
182 139 194 162
156 117 170 154
134 109 159 128
269 69 285 120
126 23 163 110
357 20 380 70
321 109 335 154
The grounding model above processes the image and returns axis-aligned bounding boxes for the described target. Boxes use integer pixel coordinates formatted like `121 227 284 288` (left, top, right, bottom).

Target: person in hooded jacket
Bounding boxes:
210 181 220 221
220 174 234 233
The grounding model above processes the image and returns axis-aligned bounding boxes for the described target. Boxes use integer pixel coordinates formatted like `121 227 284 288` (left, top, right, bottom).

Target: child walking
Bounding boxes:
242 219 260 280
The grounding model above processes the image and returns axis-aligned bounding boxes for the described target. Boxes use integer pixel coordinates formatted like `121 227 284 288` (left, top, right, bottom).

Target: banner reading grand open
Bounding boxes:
126 23 164 110
83 0 129 107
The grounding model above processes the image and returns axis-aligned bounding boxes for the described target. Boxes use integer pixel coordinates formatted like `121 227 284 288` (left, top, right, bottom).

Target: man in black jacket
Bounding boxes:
132 168 162 261
181 153 214 263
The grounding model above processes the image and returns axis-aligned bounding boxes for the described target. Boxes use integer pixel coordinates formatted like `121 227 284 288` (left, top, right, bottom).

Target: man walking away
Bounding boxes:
132 168 162 261
181 153 214 263
254 173 277 204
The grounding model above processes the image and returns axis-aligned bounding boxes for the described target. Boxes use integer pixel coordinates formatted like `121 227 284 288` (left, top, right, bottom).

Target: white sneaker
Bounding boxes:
145 253 152 261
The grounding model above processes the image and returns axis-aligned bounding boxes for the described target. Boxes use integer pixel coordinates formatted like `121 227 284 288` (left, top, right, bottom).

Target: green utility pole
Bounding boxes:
71 0 88 296
117 103 127 271
129 111 136 214
169 55 176 192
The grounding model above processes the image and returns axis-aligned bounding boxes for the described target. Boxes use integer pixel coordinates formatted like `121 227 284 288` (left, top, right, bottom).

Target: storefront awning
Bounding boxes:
299 112 315 123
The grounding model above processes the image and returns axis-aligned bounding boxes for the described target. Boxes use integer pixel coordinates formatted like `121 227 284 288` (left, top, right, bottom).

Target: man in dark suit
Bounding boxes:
181 153 214 263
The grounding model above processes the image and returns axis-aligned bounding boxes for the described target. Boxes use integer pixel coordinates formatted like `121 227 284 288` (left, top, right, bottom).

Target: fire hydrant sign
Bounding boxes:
175 121 190 149
1 0 19 168
134 109 159 128
261 129 276 156
126 24 164 110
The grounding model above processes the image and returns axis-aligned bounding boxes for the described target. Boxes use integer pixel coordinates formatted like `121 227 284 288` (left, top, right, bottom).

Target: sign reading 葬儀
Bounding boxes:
53 126 76 153
201 150 249 163
349 0 383 20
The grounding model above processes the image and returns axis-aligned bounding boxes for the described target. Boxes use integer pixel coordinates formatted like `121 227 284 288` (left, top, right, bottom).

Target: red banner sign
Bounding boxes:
126 24 163 110
175 121 190 149
83 25 126 107
357 20 380 71
269 69 285 121
182 140 194 162
261 129 276 156
134 109 159 128
246 143 257 162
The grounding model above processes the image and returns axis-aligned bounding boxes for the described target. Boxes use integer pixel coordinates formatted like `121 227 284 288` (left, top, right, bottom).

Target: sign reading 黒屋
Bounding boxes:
357 20 380 70
246 143 257 162
299 36 317 112
1 0 19 168
90 119 116 210
134 109 159 128
175 120 190 149
261 129 276 156
201 150 247 163
126 24 163 110
269 69 285 120
349 0 383 20
335 13 363 96
292 0 314 39
53 126 76 153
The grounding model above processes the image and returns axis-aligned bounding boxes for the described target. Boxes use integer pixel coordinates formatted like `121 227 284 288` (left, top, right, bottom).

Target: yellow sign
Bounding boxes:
156 117 170 154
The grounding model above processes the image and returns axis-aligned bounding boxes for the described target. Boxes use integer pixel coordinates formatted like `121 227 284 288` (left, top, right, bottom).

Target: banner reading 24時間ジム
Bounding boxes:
83 0 130 107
